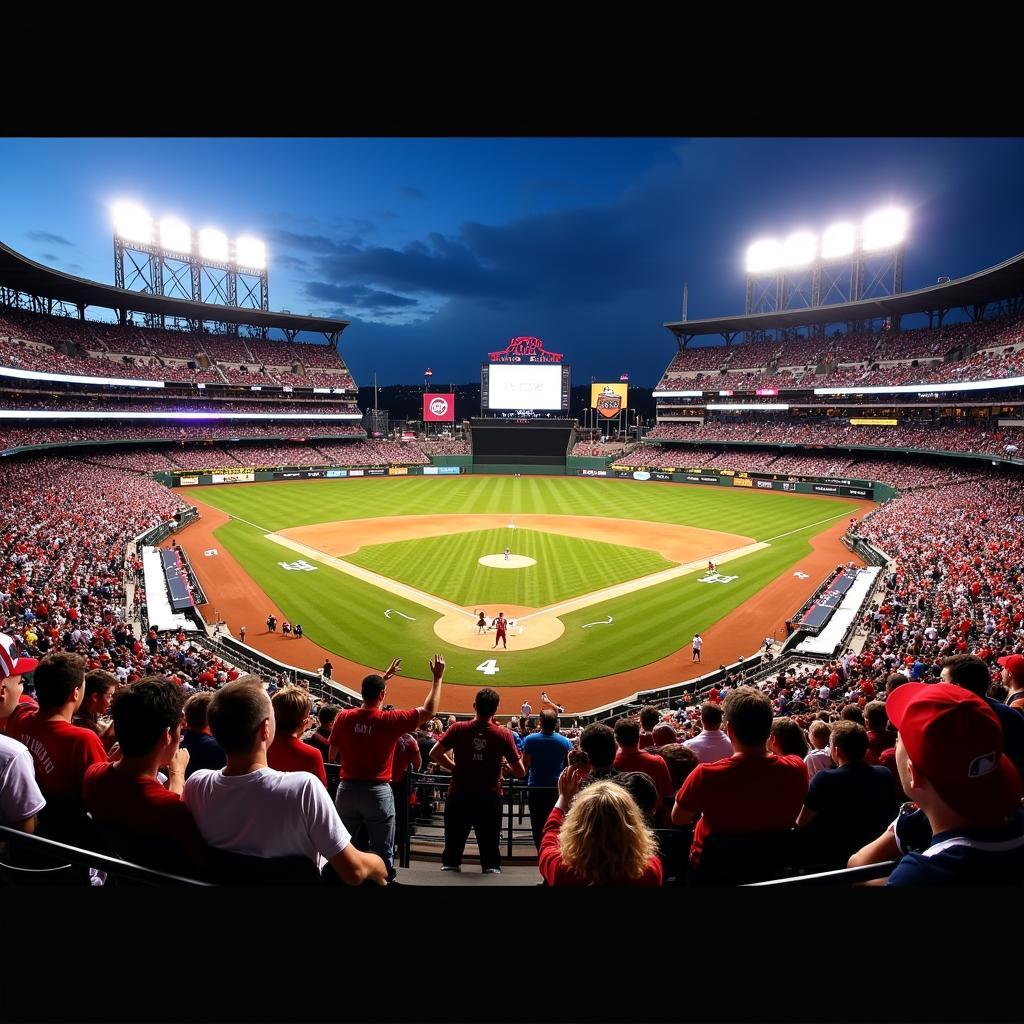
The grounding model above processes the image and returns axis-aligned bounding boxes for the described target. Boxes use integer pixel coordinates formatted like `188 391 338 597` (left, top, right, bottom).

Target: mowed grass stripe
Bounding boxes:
345 528 672 607
189 476 857 541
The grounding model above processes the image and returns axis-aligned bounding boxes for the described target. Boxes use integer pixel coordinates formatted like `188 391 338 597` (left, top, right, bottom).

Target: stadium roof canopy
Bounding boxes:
0 242 350 335
664 250 1024 342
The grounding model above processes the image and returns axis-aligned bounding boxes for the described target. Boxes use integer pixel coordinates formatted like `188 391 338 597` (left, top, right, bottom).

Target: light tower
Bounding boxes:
744 207 907 337
112 202 269 335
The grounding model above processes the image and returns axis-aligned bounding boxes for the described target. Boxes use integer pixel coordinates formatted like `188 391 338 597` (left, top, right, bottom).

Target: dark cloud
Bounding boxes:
267 228 341 254
306 281 420 313
41 253 59 262
28 230 74 246
399 186 425 199
274 252 308 271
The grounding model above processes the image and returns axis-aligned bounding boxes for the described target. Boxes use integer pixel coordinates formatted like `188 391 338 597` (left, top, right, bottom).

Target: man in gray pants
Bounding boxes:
328 654 445 883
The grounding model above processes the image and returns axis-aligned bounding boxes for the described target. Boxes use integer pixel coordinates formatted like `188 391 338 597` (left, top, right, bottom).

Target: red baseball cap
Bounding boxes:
886 682 1023 821
997 654 1024 682
0 631 38 679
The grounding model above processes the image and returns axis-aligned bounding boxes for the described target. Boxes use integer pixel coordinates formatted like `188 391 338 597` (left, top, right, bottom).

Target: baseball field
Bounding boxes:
173 475 868 710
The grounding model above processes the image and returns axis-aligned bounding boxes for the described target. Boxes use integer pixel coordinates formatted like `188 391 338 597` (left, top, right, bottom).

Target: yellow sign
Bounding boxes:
388 467 409 476
850 418 898 426
733 476 753 487
591 382 629 418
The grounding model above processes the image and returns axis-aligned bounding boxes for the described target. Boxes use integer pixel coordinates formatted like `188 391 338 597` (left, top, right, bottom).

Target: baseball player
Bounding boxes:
504 546 511 562
493 612 508 649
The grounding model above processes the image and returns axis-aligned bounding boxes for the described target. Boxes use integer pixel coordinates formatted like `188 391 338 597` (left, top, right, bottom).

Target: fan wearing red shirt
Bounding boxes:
539 768 662 887
328 654 446 882
13 651 107 844
83 676 208 876
430 687 525 874
0 630 38 738
637 706 661 750
672 686 807 872
612 717 675 820
268 686 327 787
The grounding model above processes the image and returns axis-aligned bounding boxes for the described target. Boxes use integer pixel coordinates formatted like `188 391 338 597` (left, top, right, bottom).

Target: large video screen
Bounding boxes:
486 364 565 411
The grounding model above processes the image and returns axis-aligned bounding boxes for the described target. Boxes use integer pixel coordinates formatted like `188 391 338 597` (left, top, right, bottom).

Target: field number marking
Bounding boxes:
697 572 738 585
476 659 500 675
793 571 810 579
384 608 416 621
582 616 614 628
278 560 317 572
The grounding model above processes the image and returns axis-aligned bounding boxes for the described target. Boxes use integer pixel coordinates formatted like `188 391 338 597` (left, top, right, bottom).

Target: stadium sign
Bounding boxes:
591 382 628 418
423 393 455 422
488 336 563 363
577 469 609 477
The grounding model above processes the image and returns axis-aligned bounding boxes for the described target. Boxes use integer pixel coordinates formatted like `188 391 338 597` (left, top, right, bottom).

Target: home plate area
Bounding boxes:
432 608 565 650
478 554 536 568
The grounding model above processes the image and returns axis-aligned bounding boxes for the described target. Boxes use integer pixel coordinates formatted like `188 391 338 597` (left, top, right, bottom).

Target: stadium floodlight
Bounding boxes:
235 236 266 269
821 222 856 259
198 227 229 262
159 217 192 255
862 208 907 251
112 202 153 245
780 231 817 268
746 239 782 274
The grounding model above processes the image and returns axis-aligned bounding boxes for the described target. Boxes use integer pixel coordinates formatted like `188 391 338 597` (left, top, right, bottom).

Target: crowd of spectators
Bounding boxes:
416 438 470 455
0 393 360 416
1 421 366 451
311 440 430 466
642 419 1024 461
0 308 359 389
653 316 1024 392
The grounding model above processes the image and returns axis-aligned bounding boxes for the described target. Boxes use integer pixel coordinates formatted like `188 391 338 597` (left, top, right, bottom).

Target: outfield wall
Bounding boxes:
589 465 896 501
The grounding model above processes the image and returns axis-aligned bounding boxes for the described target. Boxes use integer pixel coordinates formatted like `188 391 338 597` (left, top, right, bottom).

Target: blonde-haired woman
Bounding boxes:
539 767 663 886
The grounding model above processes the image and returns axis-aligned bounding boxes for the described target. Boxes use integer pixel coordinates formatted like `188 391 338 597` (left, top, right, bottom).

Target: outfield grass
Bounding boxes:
344 528 674 606
189 475 851 540
197 477 860 687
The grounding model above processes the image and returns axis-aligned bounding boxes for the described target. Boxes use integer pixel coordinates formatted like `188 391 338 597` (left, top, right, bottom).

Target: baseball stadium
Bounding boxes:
2 146 1024 900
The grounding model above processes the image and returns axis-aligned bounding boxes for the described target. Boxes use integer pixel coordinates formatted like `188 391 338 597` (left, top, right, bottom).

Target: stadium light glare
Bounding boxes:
159 218 192 255
862 208 907 251
198 228 229 261
746 239 782 274
112 202 153 245
780 231 817 268
821 222 856 259
235 236 266 269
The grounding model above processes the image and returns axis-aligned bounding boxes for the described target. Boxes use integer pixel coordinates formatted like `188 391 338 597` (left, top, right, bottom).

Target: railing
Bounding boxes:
0 825 211 886
398 772 556 866
744 860 897 886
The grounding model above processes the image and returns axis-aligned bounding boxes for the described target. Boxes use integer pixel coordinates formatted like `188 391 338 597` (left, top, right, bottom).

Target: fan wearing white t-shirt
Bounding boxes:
0 733 46 830
183 678 387 885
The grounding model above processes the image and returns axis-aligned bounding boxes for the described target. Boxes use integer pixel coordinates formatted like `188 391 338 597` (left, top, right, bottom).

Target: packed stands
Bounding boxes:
0 421 365 450
312 440 429 465
417 438 470 455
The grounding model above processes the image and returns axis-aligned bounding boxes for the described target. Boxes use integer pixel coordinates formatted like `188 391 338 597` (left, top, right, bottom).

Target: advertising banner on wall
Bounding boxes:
423 393 455 422
590 382 629 418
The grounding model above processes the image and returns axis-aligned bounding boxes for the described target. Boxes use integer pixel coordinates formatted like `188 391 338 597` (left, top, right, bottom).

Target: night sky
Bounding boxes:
1 137 1023 386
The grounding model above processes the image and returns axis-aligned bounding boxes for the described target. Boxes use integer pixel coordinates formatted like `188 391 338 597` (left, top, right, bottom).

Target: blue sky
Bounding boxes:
1 137 1023 385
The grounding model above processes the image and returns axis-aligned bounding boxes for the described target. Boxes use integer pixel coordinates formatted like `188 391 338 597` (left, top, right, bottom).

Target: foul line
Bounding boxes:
227 513 277 534
761 509 854 545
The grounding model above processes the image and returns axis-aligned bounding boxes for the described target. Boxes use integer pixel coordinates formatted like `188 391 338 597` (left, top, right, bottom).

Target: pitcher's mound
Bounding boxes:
479 554 536 569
